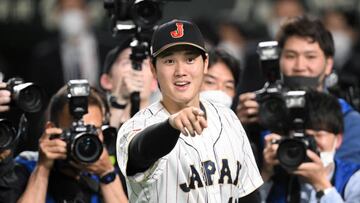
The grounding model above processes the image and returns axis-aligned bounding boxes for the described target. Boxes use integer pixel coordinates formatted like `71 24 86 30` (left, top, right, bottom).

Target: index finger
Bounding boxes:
239 92 256 102
264 133 282 145
306 149 321 163
192 107 204 116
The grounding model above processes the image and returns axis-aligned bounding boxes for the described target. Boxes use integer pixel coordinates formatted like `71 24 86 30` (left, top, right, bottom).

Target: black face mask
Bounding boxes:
283 75 320 90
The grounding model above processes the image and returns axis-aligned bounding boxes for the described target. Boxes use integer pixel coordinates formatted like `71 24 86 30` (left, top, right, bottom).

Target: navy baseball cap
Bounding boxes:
150 19 206 58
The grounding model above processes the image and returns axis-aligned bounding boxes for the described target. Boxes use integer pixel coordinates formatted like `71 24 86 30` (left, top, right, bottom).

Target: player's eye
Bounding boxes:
164 59 175 64
186 56 196 64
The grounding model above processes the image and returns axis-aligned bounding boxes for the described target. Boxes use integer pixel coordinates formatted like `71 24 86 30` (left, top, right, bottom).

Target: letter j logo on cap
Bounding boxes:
170 23 184 38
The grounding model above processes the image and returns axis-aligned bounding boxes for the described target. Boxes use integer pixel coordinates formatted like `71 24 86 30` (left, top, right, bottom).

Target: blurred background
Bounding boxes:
1 0 360 151
0 0 360 94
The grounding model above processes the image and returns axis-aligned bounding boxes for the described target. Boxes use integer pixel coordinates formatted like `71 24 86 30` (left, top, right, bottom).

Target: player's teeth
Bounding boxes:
175 82 187 85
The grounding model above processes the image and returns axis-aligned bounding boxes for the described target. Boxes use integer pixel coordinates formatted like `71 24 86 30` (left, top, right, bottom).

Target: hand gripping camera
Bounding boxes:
3 77 43 113
56 80 103 163
0 78 43 151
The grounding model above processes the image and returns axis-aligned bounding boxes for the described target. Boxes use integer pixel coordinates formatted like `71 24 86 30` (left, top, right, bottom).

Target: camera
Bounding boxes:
274 91 318 170
56 80 103 163
255 41 288 133
255 42 319 169
0 78 42 151
4 77 43 113
104 0 163 30
277 135 317 170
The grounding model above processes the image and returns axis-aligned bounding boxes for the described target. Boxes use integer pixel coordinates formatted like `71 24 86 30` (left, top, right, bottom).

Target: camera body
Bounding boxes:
5 77 43 113
255 41 288 133
276 91 318 169
56 80 103 163
60 121 102 163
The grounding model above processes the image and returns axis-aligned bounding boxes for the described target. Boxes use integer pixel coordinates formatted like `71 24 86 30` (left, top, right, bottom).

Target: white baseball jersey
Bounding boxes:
117 99 263 203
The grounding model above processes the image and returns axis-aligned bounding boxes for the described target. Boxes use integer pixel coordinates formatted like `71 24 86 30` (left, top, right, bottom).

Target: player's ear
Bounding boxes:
150 60 157 80
100 73 113 91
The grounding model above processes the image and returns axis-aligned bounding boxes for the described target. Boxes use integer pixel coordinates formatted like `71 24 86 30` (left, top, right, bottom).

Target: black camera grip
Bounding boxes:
130 91 140 117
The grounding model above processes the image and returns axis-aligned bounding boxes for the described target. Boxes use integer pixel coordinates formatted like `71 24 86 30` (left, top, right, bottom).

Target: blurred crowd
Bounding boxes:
1 0 360 202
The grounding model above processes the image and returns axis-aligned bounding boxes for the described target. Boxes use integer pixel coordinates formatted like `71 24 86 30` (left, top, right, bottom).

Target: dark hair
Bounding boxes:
151 45 207 66
47 85 107 126
305 91 343 134
102 35 133 74
208 48 241 86
276 15 335 58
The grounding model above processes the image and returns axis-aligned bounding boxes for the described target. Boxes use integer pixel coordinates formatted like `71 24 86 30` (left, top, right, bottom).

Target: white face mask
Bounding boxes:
200 90 233 108
320 139 337 167
332 30 352 68
59 9 87 38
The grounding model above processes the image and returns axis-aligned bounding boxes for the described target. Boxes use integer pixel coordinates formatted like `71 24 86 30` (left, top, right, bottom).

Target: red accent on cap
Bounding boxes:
170 23 184 38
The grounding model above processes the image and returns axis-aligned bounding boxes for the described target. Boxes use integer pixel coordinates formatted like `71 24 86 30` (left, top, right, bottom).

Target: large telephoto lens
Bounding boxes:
12 83 43 113
72 132 103 163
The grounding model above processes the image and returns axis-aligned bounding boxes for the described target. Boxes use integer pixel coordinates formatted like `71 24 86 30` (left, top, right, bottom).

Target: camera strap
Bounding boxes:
287 175 300 203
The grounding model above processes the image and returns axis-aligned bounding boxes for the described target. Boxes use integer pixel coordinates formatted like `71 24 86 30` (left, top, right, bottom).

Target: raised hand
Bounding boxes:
236 92 259 125
168 106 208 136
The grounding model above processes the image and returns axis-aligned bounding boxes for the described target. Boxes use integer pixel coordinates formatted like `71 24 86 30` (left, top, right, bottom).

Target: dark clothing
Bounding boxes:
0 162 27 203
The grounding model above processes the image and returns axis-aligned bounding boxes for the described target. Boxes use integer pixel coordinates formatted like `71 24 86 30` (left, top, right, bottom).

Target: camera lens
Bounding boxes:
132 0 161 28
73 133 103 163
14 84 43 113
277 138 306 169
0 120 16 150
259 95 288 133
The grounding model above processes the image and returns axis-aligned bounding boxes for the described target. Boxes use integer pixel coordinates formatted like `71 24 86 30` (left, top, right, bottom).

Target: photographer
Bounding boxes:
0 82 23 202
100 36 158 129
200 48 241 108
261 91 360 202
236 15 360 164
16 83 128 203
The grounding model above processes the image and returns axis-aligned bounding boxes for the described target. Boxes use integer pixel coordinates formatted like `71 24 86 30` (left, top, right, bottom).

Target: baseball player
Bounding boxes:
116 19 263 203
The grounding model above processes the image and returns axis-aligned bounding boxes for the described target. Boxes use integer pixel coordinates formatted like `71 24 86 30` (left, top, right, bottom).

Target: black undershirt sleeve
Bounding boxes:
126 119 181 176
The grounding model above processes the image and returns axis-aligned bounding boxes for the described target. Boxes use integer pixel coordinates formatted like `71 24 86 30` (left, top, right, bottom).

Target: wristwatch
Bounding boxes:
316 187 332 201
100 170 117 184
110 96 127 109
